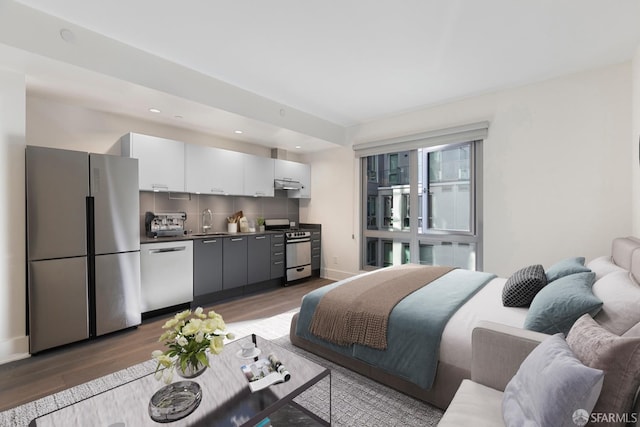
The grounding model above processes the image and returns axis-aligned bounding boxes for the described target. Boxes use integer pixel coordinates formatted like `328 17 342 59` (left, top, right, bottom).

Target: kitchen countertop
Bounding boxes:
140 230 284 244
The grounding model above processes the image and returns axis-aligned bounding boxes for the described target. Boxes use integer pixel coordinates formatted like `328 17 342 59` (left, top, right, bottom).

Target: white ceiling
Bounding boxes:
3 0 640 152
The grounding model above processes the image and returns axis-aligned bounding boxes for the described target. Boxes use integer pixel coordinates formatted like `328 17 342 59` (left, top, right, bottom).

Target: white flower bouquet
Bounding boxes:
152 307 234 383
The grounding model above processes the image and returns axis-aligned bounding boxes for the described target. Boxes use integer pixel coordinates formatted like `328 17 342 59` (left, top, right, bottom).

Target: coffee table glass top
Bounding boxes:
30 335 330 426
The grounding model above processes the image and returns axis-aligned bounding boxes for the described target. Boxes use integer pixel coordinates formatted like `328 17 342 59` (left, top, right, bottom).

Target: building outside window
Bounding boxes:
361 140 482 270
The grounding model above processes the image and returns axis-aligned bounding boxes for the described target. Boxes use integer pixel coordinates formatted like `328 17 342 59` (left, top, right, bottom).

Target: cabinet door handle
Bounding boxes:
255 236 266 240
151 184 169 190
203 240 218 244
273 261 284 265
273 252 284 256
273 243 284 247
231 238 243 242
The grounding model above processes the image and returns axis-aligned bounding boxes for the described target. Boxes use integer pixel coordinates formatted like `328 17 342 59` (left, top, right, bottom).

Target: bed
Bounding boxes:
290 236 640 409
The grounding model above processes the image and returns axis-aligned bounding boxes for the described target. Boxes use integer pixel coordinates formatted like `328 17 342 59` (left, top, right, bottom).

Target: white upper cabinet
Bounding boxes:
274 159 311 198
243 155 275 197
185 144 244 195
121 132 311 199
120 133 185 192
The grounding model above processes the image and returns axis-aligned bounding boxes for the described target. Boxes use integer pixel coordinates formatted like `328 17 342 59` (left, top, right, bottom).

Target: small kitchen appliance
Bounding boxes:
145 212 188 238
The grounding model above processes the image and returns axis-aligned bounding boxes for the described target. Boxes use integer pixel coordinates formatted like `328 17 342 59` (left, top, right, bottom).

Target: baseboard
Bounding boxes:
0 335 30 365
321 267 358 281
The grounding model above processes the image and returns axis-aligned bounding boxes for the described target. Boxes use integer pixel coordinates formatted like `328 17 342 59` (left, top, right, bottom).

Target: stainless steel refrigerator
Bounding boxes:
26 146 141 353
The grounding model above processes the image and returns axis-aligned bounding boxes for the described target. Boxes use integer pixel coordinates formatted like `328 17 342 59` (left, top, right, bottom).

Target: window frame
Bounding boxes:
359 140 483 271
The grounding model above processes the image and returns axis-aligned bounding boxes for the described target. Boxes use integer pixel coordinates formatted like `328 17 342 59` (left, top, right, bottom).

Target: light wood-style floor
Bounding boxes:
0 278 332 412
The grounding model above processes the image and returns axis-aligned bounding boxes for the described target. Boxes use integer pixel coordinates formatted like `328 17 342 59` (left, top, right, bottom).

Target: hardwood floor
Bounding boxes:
0 278 332 412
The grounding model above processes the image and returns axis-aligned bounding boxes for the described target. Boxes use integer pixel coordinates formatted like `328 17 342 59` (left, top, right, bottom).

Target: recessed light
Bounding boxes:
59 28 75 43
295 145 302 149
174 115 183 119
149 108 161 113
234 130 243 134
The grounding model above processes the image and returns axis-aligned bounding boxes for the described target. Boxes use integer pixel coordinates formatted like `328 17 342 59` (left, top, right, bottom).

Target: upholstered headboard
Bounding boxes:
588 236 640 336
588 237 640 280
612 236 640 271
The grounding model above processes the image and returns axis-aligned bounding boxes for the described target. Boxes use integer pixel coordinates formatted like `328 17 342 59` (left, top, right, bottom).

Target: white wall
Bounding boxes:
299 146 360 279
0 68 27 363
632 46 640 236
304 63 633 278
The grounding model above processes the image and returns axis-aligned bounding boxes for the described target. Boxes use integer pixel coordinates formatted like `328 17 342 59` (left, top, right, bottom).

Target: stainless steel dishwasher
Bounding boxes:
140 240 193 313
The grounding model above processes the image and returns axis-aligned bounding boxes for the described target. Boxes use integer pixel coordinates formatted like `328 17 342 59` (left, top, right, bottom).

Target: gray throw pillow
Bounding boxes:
566 314 640 427
524 272 602 335
502 264 547 307
502 333 604 427
546 256 590 282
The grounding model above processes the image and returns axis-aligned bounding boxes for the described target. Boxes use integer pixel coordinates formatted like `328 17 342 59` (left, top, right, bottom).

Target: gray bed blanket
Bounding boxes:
295 268 496 389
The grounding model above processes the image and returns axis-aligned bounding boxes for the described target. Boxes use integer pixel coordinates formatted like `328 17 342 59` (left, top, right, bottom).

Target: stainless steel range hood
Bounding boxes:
274 178 302 190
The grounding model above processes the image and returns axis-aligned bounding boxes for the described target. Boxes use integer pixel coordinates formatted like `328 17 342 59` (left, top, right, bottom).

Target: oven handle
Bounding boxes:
286 238 311 244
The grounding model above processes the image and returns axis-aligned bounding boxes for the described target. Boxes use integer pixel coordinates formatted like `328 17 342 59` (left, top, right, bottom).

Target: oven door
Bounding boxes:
286 239 311 268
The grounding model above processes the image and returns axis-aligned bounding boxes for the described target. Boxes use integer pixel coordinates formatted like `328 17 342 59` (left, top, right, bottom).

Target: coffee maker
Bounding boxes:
145 212 187 238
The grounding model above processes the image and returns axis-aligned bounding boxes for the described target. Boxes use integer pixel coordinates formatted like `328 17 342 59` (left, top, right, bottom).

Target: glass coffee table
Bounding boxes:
29 335 331 426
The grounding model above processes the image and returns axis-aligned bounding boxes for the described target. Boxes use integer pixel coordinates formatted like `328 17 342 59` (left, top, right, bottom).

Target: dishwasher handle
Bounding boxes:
149 246 187 254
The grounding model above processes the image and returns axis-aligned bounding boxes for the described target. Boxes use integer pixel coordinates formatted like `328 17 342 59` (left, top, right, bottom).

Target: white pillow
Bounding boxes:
587 256 626 280
592 271 640 335
502 334 604 427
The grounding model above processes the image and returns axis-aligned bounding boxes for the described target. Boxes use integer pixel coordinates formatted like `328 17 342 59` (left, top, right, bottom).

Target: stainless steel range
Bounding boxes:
285 230 312 282
265 219 312 283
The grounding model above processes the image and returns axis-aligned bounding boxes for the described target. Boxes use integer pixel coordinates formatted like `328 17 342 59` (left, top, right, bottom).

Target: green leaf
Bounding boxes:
196 351 209 368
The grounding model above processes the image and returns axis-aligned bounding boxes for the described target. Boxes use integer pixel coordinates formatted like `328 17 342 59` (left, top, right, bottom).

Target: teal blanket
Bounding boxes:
295 268 496 389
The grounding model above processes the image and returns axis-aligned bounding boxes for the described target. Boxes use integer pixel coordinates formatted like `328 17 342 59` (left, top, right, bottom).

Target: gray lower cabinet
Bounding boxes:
194 232 283 296
271 233 285 279
193 237 223 296
311 230 321 270
248 235 271 284
223 236 248 289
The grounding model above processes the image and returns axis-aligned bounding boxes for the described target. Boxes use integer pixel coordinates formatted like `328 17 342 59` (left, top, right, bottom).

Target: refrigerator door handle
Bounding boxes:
86 196 95 256
149 246 187 254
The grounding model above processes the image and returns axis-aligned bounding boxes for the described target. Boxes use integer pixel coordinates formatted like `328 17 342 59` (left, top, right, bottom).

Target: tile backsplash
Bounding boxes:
139 190 299 236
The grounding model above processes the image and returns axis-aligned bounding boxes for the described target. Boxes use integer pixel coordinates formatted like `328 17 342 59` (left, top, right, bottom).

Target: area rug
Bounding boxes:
0 310 442 426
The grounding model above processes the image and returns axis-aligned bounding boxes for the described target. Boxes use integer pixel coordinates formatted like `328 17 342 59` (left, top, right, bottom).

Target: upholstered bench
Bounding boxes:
438 321 546 426
439 319 640 427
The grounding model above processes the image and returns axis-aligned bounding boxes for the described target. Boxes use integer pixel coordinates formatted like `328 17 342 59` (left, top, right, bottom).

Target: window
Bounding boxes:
360 137 483 271
420 143 472 233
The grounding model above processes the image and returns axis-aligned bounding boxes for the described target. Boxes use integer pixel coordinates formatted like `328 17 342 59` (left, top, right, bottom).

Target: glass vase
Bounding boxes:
175 353 208 379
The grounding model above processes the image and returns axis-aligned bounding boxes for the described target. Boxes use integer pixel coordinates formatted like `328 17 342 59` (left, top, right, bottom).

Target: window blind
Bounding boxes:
352 121 489 157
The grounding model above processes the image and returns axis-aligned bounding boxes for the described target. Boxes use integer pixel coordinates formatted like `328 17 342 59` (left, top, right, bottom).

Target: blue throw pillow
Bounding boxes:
502 334 604 427
545 257 590 282
524 272 602 334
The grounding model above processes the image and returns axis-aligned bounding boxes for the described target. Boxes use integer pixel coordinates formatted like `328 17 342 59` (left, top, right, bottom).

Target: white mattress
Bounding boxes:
438 277 528 370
